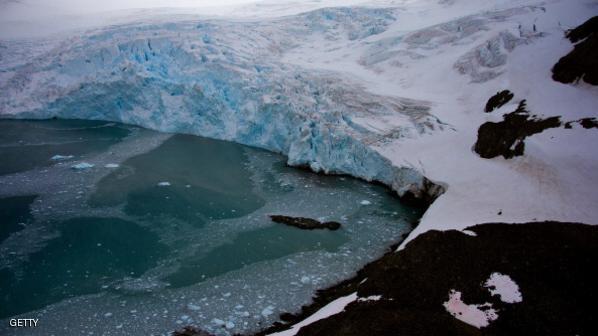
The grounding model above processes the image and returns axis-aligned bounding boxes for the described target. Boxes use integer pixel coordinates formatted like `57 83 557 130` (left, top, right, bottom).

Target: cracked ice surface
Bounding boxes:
0 6 446 199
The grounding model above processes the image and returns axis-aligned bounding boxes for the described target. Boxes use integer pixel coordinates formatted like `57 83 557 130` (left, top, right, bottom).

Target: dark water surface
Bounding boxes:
0 119 423 336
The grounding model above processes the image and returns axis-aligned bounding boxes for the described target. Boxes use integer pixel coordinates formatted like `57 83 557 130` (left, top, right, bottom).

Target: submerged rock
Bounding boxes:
270 215 341 230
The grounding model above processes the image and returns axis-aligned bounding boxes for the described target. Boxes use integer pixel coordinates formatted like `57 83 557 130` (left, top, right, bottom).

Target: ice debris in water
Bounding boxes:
104 163 120 168
360 200 372 205
261 306 274 317
71 162 94 170
157 181 171 186
187 303 201 311
51 155 74 161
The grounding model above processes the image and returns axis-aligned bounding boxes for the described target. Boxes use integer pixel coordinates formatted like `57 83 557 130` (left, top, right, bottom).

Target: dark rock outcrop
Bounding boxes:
565 16 598 43
552 16 598 85
484 90 514 113
172 326 214 336
474 100 561 159
564 117 598 129
270 215 341 230
262 222 598 336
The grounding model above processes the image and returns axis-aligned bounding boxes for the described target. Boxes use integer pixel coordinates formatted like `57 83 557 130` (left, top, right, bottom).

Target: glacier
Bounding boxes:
0 7 447 200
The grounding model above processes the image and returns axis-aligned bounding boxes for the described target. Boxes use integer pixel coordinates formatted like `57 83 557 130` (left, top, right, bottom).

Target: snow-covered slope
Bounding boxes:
1 0 597 249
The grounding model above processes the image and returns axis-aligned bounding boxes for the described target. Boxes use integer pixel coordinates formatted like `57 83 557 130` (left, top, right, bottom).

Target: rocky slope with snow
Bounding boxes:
1 0 598 332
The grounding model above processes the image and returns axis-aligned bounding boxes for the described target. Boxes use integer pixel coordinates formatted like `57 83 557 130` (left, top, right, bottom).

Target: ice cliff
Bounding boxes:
0 7 446 200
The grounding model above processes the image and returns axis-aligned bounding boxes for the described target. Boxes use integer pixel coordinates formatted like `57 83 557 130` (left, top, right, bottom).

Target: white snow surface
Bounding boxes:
268 292 358 336
1 0 597 293
1 0 597 334
484 272 523 303
443 290 499 329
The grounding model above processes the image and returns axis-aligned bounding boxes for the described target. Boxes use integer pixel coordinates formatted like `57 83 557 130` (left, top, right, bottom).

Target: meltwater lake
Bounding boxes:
0 119 423 336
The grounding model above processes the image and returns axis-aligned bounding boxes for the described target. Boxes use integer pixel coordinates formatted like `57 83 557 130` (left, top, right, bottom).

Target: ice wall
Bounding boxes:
0 7 445 200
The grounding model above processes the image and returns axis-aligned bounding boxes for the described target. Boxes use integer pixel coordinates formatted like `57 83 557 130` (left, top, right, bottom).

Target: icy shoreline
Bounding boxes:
2 0 598 334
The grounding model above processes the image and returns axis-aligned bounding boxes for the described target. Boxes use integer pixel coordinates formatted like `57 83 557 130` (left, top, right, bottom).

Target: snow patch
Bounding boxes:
443 290 498 328
357 295 382 302
484 272 523 303
267 292 358 336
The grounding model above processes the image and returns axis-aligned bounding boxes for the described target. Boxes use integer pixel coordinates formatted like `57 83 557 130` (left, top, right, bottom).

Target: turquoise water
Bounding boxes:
0 119 422 336
0 217 167 318
0 195 36 243
0 119 130 175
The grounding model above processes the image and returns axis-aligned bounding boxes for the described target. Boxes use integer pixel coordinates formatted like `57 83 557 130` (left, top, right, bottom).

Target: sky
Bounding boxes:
0 0 266 38
0 0 382 38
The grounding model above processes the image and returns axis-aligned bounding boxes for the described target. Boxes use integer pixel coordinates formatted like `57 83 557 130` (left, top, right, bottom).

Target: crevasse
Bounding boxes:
0 7 446 201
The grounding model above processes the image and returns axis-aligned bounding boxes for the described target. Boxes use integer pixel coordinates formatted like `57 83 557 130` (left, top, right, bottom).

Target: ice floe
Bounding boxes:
71 162 94 170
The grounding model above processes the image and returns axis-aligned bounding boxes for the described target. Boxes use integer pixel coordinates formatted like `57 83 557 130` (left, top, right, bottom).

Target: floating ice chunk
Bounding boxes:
360 200 372 205
105 163 120 168
484 273 522 303
261 306 274 317
187 303 201 311
72 162 94 170
443 290 498 328
225 321 235 329
157 182 171 186
212 318 225 325
300 276 311 284
51 155 74 161
104 312 113 318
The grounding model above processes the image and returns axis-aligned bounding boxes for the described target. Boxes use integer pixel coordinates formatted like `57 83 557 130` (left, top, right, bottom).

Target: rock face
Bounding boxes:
270 215 341 231
484 90 514 113
552 16 598 85
474 101 561 159
265 222 598 336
